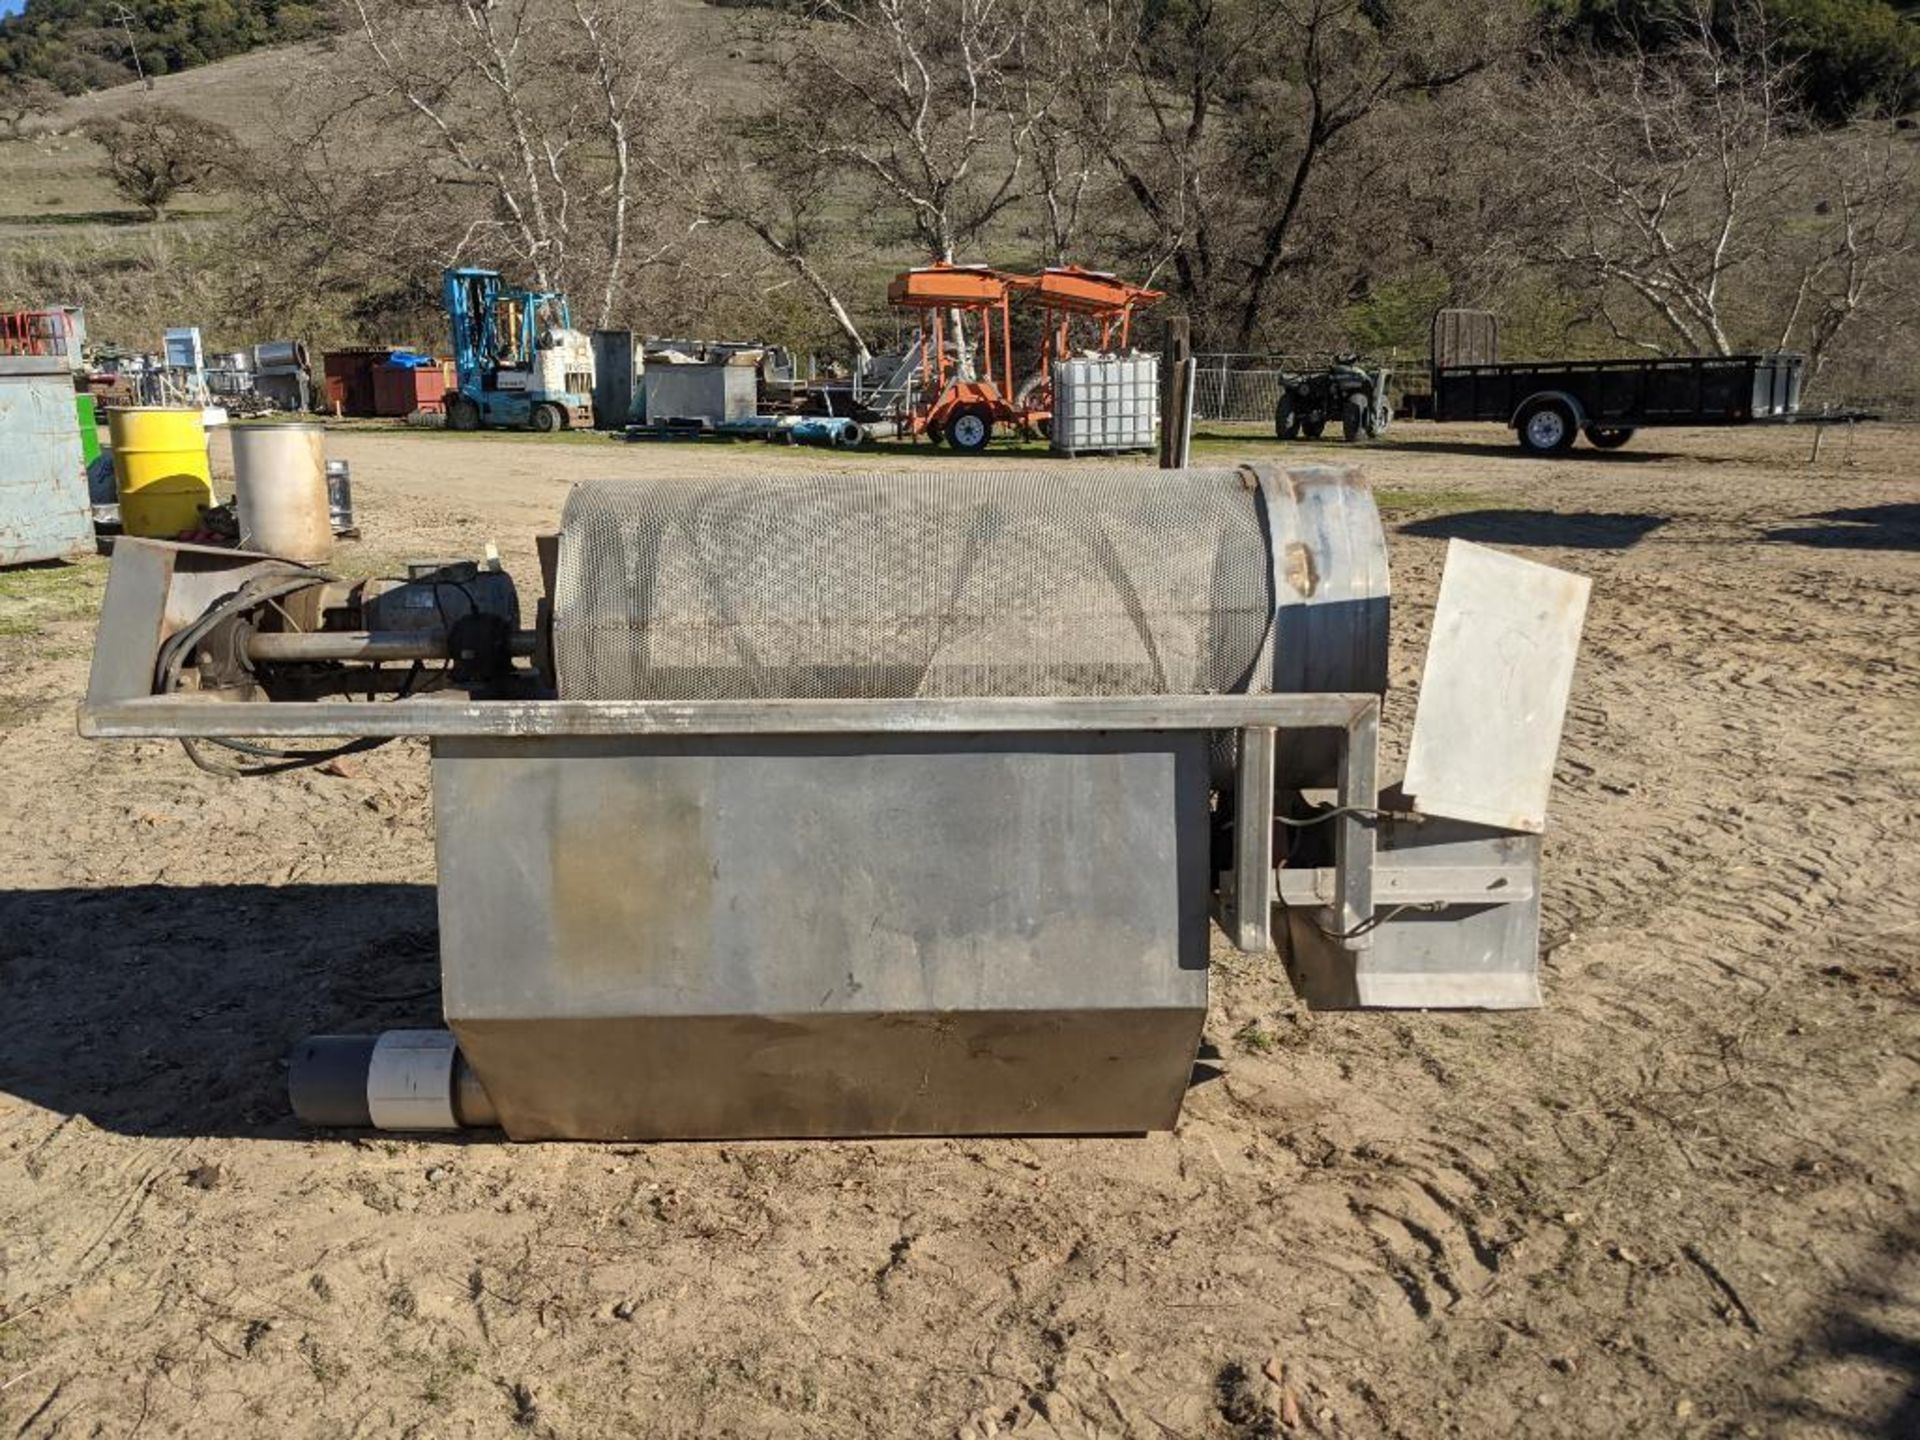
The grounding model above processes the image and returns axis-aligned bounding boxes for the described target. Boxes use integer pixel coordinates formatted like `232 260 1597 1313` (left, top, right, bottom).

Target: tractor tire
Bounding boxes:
1585 426 1635 449
946 405 994 454
1275 392 1301 440
446 395 481 432
530 403 562 434
1517 398 1577 455
1341 392 1369 442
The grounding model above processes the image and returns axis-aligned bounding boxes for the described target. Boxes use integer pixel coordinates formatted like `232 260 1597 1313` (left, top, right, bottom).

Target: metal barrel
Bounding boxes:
325 458 354 535
106 406 214 538
252 339 308 371
551 463 1388 706
231 422 332 563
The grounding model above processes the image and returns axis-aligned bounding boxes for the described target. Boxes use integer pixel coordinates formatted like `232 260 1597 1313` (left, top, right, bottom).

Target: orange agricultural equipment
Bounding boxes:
886 263 1027 452
884 261 1165 452
1007 267 1164 428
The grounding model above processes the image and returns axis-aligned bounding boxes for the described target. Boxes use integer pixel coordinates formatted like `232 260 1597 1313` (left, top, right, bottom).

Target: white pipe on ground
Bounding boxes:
289 1030 497 1131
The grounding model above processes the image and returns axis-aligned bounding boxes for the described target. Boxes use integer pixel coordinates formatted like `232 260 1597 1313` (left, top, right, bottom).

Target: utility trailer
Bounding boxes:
1429 309 1806 455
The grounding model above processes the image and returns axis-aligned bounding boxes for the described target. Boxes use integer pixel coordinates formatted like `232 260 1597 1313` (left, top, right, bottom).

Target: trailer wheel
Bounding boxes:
1517 399 1576 455
1585 426 1635 449
446 396 481 432
946 405 994 454
1342 392 1369 442
530 403 562 434
1275 392 1301 440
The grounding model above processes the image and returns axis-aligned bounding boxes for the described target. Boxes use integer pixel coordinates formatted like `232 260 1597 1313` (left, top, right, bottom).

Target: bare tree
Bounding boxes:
1062 0 1268 323
0 76 60 140
1523 5 1800 356
79 106 235 220
1226 0 1503 348
1052 0 1507 347
1519 1 1917 374
1009 6 1121 265
341 0 686 324
697 130 876 365
1774 124 1915 377
775 0 1036 263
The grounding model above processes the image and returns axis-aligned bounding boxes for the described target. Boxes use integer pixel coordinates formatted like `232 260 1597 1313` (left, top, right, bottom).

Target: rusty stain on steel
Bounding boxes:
1283 541 1318 597
550 757 713 981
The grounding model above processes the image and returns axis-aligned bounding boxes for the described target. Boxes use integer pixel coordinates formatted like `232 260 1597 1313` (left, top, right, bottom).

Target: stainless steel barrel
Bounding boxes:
552 464 1388 704
231 422 332 564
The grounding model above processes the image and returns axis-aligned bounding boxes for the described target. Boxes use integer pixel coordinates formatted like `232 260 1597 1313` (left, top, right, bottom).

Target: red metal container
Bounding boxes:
371 361 454 416
0 309 72 358
322 348 388 417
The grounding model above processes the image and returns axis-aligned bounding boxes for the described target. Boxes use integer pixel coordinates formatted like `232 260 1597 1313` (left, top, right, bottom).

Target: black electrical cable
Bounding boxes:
1312 901 1446 942
178 734 394 779
1275 804 1424 828
154 564 438 779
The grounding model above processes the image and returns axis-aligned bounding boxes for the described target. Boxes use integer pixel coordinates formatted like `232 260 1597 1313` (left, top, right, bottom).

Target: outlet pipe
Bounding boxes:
289 1030 498 1130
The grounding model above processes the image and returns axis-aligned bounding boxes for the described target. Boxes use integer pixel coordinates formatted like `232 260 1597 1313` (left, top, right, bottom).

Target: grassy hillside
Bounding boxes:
0 41 326 229
0 1 776 348
1 2 1912 411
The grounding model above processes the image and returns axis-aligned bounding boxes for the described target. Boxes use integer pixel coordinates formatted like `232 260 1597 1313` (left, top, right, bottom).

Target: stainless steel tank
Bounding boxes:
230 422 332 563
426 464 1392 1139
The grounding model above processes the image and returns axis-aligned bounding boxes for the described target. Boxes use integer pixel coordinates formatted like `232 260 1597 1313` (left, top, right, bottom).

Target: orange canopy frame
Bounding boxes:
1011 267 1164 422
885 261 1164 447
887 263 1019 445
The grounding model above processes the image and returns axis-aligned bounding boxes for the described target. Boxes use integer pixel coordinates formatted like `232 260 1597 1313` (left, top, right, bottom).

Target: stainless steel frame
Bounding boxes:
77 515 1590 1136
83 685 1385 1140
81 689 1384 969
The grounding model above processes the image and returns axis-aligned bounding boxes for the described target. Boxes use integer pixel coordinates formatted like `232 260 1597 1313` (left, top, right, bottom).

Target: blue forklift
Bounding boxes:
440 267 596 432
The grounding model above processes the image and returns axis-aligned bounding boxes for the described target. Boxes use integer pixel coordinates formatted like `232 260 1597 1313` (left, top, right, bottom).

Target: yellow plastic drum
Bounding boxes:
107 407 214 537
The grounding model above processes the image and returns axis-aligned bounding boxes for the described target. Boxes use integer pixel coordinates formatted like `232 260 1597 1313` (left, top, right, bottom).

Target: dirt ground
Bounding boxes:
1 420 1915 1439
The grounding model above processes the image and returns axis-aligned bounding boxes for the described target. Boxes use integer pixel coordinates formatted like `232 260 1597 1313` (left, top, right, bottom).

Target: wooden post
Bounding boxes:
1159 316 1191 469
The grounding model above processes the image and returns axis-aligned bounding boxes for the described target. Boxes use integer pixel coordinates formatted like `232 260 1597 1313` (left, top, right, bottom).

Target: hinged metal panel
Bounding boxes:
1404 540 1590 833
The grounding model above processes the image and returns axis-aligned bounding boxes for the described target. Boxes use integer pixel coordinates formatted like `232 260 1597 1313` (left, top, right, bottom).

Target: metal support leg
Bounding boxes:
1334 701 1378 948
1233 726 1276 951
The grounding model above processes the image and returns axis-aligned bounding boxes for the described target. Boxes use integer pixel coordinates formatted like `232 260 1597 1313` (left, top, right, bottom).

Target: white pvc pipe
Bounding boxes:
366 1029 462 1130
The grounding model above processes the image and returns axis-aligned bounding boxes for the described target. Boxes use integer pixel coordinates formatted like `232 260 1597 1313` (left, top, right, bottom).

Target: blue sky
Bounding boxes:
0 0 24 19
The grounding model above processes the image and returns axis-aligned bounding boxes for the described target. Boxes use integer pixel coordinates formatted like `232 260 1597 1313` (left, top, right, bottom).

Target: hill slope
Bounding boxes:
0 0 328 93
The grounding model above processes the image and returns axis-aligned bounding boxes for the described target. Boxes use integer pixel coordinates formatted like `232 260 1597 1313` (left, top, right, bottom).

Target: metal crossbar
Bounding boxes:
81 690 1384 956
